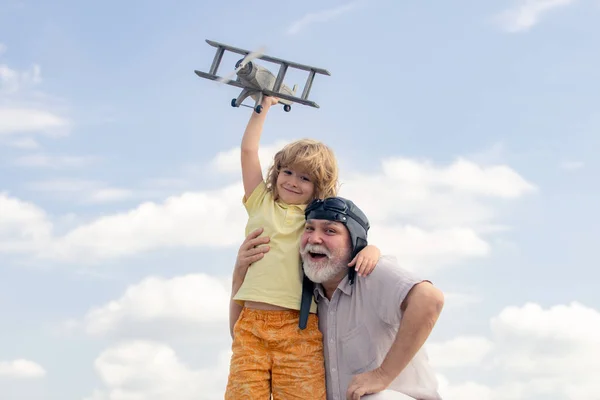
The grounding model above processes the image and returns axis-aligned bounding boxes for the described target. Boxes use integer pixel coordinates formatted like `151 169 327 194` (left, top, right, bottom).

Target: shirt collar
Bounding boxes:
275 199 306 211
313 276 354 301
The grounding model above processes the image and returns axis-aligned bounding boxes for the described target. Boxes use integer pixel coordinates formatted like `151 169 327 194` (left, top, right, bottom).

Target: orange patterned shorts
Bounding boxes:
224 307 326 399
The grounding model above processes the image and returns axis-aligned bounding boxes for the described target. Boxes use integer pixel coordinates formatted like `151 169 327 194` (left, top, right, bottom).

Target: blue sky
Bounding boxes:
0 0 598 399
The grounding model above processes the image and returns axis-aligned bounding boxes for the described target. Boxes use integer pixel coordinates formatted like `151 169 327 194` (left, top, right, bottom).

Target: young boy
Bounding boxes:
225 96 380 399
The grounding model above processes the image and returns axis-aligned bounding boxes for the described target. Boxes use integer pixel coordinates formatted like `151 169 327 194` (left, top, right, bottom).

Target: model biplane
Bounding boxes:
194 39 330 113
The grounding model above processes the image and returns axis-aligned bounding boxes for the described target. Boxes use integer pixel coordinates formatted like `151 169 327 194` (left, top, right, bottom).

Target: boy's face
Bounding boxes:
276 166 315 205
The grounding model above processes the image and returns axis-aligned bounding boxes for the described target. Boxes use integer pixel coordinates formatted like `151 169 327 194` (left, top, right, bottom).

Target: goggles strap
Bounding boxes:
299 274 313 329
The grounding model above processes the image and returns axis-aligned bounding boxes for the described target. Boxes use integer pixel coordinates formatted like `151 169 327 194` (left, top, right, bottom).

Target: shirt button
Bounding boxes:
330 339 334 344
332 367 336 372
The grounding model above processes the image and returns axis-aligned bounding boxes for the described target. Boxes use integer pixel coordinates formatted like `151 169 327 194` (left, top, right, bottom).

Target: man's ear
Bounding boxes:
354 237 368 256
348 266 356 284
348 237 368 284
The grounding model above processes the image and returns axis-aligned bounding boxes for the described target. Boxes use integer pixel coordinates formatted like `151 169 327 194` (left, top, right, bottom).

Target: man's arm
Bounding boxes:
379 281 444 380
229 228 271 339
346 281 444 400
241 96 278 199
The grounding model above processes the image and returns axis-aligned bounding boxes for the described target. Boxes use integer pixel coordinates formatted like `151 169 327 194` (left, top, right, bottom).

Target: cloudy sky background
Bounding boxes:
1 0 598 399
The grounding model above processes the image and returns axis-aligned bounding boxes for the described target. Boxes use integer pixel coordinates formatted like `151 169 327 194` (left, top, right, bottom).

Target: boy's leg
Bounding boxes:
224 308 272 400
271 312 326 400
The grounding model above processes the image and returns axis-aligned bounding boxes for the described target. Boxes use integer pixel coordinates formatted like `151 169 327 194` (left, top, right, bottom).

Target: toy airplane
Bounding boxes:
194 39 331 113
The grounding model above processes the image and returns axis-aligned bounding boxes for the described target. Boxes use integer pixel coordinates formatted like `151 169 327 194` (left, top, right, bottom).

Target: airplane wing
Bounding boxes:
205 39 331 76
194 70 320 108
194 70 245 89
261 89 320 108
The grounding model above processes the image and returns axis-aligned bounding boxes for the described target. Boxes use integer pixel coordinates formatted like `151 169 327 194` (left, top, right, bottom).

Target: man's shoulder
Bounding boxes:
368 255 420 283
373 255 401 271
357 255 427 325
357 255 425 300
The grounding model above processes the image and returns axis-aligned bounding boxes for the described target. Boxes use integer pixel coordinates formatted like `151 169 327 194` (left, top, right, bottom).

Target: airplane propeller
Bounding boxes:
217 45 266 84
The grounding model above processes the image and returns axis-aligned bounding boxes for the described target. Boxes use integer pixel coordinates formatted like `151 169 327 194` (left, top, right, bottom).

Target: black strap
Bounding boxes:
299 274 314 329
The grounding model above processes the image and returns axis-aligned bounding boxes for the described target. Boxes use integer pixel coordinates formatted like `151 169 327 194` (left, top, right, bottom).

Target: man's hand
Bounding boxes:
229 227 271 339
233 227 270 285
346 368 391 400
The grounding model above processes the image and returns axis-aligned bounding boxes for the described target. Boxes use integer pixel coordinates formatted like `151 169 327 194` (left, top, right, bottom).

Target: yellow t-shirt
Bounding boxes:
233 181 318 313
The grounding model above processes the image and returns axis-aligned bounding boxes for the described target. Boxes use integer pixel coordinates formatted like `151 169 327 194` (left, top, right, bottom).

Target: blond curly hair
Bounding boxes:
265 138 339 202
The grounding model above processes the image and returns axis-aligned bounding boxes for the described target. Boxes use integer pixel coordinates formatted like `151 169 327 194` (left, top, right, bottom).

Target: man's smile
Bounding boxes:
303 245 330 262
309 251 327 260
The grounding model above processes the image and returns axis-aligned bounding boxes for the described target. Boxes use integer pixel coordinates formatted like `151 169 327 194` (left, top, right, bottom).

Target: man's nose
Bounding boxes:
308 232 323 244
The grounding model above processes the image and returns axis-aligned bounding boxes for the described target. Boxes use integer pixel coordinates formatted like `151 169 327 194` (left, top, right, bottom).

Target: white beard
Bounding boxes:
300 243 350 283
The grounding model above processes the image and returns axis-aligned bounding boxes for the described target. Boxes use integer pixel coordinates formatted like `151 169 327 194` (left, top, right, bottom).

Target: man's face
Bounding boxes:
300 218 352 284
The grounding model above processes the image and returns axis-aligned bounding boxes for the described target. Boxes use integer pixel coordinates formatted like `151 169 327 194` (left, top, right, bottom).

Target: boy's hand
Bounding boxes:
262 95 280 108
348 245 380 277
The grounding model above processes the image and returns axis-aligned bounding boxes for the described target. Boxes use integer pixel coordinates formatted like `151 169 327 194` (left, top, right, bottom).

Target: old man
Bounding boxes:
232 197 444 399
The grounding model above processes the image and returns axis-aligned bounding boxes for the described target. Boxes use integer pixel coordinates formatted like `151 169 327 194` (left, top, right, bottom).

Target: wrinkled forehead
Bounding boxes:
304 218 347 231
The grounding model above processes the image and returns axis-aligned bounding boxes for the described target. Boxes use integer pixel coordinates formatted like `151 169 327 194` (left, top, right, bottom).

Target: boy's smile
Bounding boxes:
276 167 314 205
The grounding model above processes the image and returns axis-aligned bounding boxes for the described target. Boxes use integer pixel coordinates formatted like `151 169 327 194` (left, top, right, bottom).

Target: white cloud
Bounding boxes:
367 225 490 271
286 1 363 35
338 156 535 270
67 270 598 399
377 157 536 199
13 153 97 168
559 160 584 171
25 179 140 204
6 137 40 149
209 139 290 176
427 336 494 368
443 292 482 308
0 56 71 140
0 54 71 153
437 375 493 400
50 183 246 262
1 147 536 272
0 183 248 261
433 302 600 400
0 107 69 136
465 142 506 165
85 341 230 400
340 157 535 230
87 188 133 203
490 301 600 379
77 273 229 337
0 63 41 94
0 192 53 253
494 0 576 33
0 359 46 379
25 179 100 193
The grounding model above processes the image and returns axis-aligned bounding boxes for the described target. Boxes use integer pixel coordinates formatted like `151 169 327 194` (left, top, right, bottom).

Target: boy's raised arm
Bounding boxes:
240 96 279 199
